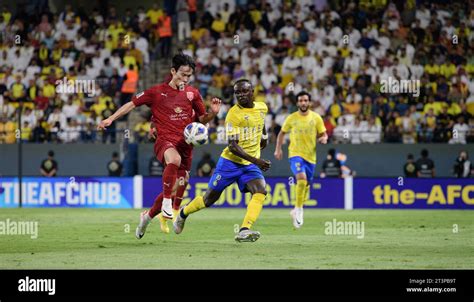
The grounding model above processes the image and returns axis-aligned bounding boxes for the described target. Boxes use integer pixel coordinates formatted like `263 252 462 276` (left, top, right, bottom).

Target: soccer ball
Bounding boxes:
184 122 208 146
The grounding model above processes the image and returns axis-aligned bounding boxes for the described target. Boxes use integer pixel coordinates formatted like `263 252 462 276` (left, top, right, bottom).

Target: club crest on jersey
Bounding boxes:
186 91 194 101
174 107 183 113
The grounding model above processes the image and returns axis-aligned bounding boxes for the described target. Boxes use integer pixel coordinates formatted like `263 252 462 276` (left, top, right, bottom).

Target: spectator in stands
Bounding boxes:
107 152 123 176
333 117 350 144
320 148 342 178
453 151 473 178
157 12 172 58
450 116 470 144
416 149 435 178
403 153 417 178
196 152 216 177
40 150 58 177
120 64 138 106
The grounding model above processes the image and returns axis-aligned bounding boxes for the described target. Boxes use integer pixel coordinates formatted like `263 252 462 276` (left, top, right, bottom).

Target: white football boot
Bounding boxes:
135 210 152 239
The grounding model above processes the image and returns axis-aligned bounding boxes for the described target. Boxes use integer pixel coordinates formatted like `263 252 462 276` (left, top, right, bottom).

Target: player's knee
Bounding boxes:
168 154 181 166
253 185 267 196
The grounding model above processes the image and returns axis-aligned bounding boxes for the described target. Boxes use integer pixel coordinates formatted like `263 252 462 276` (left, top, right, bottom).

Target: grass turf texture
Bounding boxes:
0 208 473 269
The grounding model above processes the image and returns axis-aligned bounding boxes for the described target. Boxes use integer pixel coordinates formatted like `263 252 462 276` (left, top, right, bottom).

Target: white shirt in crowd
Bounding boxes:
450 123 470 144
62 103 79 119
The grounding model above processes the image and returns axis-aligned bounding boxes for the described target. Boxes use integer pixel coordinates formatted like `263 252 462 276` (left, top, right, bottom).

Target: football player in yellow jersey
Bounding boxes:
274 91 328 229
174 79 271 242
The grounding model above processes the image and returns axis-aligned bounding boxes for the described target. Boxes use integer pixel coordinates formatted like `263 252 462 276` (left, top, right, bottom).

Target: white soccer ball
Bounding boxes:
184 122 208 146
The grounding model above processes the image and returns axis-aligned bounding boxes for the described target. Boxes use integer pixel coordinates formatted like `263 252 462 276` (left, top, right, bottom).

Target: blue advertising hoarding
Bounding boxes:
0 177 134 208
142 177 345 208
353 178 474 209
2 177 472 210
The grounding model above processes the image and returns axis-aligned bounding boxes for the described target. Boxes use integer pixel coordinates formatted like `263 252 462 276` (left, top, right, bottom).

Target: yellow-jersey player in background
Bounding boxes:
174 79 271 242
274 91 328 229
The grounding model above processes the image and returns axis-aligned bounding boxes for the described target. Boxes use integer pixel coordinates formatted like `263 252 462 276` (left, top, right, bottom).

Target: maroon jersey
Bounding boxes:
132 83 206 145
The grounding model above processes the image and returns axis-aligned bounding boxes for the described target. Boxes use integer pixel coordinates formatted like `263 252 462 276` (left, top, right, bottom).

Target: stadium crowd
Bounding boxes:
0 0 474 145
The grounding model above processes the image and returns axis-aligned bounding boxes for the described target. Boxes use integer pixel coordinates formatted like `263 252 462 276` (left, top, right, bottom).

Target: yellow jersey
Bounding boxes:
281 110 326 164
221 102 268 165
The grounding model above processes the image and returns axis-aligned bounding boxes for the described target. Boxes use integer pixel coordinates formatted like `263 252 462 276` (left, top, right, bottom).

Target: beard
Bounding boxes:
298 106 309 112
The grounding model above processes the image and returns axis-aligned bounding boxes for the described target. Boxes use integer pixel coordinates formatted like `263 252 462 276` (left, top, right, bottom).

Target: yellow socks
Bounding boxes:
158 213 170 234
172 208 180 221
304 184 310 204
296 179 307 208
183 196 206 217
241 193 266 229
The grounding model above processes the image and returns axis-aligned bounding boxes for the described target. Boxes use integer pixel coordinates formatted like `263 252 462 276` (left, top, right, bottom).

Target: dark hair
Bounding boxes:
48 150 54 157
112 152 119 158
233 78 252 86
296 91 311 102
407 153 414 160
421 149 429 158
172 53 195 72
328 148 336 157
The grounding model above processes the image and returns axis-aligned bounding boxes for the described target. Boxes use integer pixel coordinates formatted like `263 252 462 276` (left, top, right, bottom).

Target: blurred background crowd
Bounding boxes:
0 0 473 145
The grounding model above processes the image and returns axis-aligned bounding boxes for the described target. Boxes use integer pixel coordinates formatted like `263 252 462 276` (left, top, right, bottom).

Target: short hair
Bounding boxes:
296 91 311 102
328 148 336 157
172 53 195 72
112 152 119 158
407 153 414 160
48 150 54 157
233 78 252 86
421 149 429 158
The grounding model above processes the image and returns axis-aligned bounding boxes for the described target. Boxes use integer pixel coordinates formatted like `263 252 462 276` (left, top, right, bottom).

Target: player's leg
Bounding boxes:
174 157 237 234
136 192 163 239
158 170 189 234
173 170 189 215
173 188 222 234
235 178 267 243
234 163 267 242
161 147 182 219
289 157 307 229
296 160 316 228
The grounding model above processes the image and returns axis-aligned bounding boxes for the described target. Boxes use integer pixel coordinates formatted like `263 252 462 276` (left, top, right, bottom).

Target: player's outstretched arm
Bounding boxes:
228 139 271 171
274 130 286 160
97 101 136 130
198 97 222 124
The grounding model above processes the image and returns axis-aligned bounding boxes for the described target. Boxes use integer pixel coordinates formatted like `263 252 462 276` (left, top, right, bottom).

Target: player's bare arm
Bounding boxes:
274 130 287 160
148 122 157 140
198 97 222 124
317 131 328 144
260 126 268 150
228 139 271 171
97 101 136 130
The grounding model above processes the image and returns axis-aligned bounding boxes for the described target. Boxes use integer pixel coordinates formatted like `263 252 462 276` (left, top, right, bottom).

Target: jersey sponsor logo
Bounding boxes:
136 91 145 98
174 107 183 113
161 93 168 97
186 91 194 101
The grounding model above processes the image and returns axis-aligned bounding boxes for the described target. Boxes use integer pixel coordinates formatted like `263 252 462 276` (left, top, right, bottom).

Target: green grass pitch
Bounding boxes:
0 208 473 269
